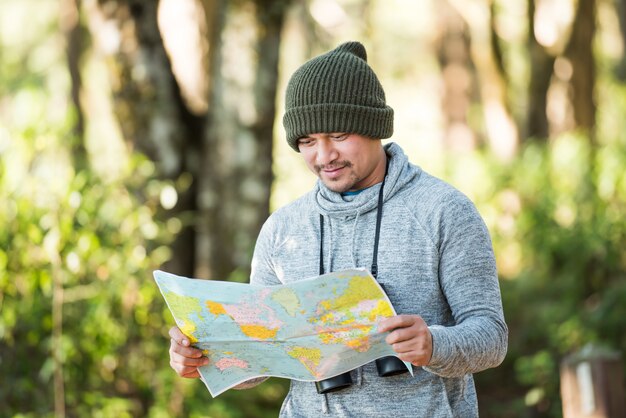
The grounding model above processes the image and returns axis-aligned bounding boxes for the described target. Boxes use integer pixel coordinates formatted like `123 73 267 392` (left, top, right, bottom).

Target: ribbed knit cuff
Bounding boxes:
284 103 393 151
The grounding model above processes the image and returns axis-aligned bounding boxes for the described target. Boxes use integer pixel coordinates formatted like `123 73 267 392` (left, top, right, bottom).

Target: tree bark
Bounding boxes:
60 0 86 160
87 0 203 176
85 0 289 279
526 0 555 140
448 0 519 160
196 0 289 280
564 0 597 137
85 0 205 277
614 0 626 80
435 0 479 153
489 0 507 87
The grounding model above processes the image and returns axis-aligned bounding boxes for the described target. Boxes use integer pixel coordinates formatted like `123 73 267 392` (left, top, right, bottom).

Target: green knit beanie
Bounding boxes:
283 41 394 152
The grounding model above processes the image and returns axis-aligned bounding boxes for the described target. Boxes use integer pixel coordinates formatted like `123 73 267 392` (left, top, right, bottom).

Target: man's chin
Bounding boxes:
321 179 350 193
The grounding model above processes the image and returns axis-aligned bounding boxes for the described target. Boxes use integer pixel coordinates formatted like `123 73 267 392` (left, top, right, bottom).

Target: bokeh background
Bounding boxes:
1 0 625 416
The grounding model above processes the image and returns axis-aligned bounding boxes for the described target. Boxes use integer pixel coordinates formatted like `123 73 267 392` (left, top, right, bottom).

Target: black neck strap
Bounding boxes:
319 156 389 279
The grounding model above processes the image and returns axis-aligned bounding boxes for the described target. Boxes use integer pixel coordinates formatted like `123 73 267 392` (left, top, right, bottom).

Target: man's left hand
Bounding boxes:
378 315 433 367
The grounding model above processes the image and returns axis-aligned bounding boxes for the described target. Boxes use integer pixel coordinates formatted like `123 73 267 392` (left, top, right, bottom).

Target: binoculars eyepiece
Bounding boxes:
315 356 409 394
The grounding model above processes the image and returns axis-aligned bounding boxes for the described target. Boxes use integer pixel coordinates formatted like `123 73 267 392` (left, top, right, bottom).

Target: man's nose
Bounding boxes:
316 139 338 165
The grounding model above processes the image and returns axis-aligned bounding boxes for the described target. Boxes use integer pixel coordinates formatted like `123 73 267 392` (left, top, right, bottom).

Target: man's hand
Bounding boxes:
168 326 209 378
378 315 433 367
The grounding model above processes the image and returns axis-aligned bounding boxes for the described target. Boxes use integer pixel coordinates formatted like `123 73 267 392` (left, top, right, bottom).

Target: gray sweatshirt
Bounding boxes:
250 142 508 417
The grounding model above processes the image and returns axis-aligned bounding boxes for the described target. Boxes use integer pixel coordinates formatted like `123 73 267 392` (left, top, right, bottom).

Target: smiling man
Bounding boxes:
297 132 387 193
168 41 508 417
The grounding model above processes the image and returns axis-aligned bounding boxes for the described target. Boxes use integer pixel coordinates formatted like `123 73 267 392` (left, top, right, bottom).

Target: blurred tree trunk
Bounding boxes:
448 0 519 160
435 0 479 153
564 0 597 138
526 0 555 140
86 0 203 176
85 0 202 277
84 0 289 280
489 0 507 87
616 0 626 80
196 0 289 280
56 2 87 415
61 0 87 169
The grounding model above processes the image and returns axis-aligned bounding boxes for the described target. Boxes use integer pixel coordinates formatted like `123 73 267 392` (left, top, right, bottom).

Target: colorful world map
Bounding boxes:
154 268 411 397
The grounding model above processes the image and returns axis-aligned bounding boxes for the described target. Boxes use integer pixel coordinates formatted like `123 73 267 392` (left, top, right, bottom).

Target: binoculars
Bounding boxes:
315 356 409 394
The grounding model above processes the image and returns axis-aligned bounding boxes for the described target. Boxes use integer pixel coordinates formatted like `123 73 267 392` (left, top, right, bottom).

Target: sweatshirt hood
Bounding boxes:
314 142 420 218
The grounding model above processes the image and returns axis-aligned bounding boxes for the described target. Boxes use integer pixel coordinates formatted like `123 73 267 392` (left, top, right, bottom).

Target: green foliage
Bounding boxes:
0 2 288 416
0 140 289 417
0 141 161 414
470 127 626 416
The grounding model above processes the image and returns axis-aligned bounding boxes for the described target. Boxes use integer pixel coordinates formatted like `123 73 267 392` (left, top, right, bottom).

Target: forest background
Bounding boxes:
1 0 625 417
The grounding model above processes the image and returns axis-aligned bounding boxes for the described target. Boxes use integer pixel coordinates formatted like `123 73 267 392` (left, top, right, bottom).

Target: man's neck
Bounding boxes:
341 186 370 197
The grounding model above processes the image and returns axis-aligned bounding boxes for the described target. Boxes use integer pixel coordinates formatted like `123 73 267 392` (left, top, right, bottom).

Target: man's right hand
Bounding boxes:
168 326 209 378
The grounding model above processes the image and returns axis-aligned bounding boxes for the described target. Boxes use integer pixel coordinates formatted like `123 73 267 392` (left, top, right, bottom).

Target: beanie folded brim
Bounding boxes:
284 103 394 152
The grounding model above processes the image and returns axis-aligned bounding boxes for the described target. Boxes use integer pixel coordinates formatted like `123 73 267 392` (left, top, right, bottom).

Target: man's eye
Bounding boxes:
331 134 348 141
298 138 313 146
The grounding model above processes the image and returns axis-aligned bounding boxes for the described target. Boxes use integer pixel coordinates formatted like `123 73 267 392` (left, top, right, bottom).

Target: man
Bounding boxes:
169 41 507 417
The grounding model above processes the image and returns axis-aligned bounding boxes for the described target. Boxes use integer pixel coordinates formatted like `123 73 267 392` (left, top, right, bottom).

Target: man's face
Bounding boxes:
297 133 386 193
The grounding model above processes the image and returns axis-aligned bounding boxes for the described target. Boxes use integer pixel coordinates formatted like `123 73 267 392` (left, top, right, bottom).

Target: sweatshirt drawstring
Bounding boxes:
322 392 330 414
351 211 360 268
357 366 363 386
327 217 333 273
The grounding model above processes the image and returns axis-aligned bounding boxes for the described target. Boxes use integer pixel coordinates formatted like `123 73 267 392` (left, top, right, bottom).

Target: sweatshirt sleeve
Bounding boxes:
423 193 508 377
250 214 282 286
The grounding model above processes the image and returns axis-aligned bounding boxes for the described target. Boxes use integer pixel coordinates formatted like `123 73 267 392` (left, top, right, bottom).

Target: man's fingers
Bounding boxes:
378 315 417 333
169 349 210 367
167 326 208 379
386 323 430 345
386 326 414 345
169 359 203 378
170 339 204 358
389 340 416 354
169 346 209 378
182 369 202 378
168 326 190 346
181 369 201 379
390 338 431 355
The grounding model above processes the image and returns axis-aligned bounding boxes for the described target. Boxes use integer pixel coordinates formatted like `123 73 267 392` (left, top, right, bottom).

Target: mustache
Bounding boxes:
314 161 353 173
